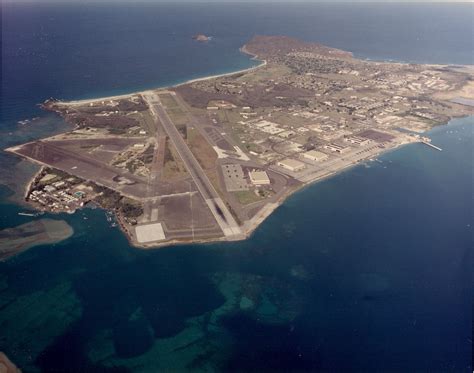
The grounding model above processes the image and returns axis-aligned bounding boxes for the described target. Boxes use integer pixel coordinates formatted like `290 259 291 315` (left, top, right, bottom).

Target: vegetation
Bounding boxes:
234 190 263 205
138 144 155 164
120 199 143 218
93 185 122 209
163 140 188 180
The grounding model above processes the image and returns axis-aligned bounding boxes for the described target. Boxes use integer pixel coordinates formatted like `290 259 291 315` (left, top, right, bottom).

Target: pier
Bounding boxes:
422 141 442 151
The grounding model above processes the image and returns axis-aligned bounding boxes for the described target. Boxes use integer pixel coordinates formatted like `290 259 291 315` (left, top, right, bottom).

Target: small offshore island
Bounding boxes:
6 36 474 249
192 34 211 42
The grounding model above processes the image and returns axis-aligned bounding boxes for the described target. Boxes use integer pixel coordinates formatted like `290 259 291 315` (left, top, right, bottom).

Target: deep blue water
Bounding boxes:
1 3 473 372
3 2 473 125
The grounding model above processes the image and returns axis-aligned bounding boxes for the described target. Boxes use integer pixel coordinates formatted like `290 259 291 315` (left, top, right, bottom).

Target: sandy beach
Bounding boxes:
61 46 266 107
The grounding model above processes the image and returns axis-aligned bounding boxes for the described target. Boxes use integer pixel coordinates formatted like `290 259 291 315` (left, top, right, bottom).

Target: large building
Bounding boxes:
343 136 371 146
302 150 328 162
249 170 271 185
324 143 351 154
277 158 306 172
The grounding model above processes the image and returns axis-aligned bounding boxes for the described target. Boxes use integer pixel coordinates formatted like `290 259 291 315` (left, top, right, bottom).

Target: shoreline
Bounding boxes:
62 45 266 107
172 46 266 87
45 57 472 109
130 138 420 250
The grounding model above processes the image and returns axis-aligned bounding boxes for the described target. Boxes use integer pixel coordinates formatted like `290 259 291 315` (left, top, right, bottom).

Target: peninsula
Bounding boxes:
6 36 473 248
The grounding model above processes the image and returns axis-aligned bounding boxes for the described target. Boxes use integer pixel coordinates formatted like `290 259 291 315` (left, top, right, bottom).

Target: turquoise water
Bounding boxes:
1 3 473 372
1 118 471 372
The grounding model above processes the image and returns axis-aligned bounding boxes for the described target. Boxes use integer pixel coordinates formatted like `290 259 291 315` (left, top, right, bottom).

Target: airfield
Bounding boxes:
6 36 473 248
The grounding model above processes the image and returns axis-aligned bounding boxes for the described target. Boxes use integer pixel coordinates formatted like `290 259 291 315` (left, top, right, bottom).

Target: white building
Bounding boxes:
249 171 271 186
44 185 56 193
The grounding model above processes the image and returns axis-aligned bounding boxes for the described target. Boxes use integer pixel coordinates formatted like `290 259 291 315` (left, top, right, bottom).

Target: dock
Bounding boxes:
18 212 35 217
422 141 442 151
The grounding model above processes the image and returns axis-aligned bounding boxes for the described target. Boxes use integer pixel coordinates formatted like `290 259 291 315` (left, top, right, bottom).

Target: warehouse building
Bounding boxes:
277 158 306 172
302 150 328 162
324 143 351 154
249 170 271 185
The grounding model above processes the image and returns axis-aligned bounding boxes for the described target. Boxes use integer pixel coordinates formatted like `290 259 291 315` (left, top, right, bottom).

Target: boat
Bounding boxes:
105 211 115 222
105 211 117 227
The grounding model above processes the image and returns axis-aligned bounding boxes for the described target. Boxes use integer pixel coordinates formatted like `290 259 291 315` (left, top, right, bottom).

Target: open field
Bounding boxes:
434 80 474 102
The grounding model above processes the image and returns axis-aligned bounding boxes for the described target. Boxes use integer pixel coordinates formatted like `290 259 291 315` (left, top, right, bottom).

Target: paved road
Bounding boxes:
142 92 242 238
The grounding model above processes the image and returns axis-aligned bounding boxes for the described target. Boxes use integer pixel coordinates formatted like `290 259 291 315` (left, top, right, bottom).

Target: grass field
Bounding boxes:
234 190 263 205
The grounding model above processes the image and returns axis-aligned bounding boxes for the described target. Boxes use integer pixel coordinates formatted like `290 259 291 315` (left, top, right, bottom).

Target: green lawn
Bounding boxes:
234 190 263 205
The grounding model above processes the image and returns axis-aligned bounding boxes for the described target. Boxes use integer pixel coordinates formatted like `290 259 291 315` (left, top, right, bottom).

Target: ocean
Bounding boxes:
0 2 473 372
